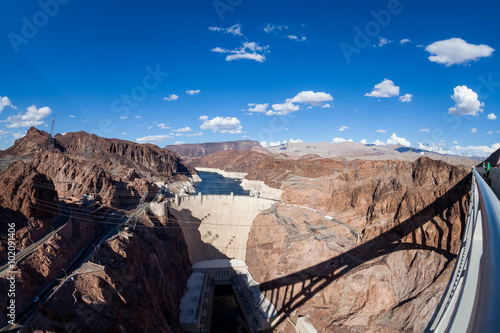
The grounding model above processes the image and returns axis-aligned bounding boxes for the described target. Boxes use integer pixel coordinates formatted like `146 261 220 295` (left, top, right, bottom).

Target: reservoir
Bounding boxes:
195 171 250 196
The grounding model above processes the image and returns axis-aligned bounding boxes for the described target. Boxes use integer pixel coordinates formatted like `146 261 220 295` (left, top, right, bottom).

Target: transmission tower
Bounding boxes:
48 115 56 150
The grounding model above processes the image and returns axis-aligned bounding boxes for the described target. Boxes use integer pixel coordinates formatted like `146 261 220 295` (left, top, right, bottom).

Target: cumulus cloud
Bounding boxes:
332 137 353 143
361 139 367 144
212 41 269 63
69 115 76 118
0 96 16 113
172 127 193 132
270 101 300 116
163 94 178 101
426 38 494 66
487 113 497 120
386 133 411 146
3 105 52 128
247 91 333 116
420 128 430 133
208 24 243 37
186 90 201 95
136 134 173 144
289 138 303 143
376 129 387 133
199 115 242 134
365 79 400 98
290 91 333 106
448 85 483 116
339 125 350 132
399 93 413 103
471 128 477 134
400 38 411 45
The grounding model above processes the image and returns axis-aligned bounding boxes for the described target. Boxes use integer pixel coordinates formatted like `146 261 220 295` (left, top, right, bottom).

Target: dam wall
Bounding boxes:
152 194 276 263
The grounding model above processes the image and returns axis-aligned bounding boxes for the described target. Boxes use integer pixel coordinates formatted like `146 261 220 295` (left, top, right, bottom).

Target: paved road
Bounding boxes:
0 205 71 277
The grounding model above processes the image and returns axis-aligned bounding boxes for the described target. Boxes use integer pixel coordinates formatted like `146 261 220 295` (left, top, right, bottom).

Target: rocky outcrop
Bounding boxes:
246 157 470 332
164 140 263 158
483 147 500 168
0 160 59 219
30 215 191 333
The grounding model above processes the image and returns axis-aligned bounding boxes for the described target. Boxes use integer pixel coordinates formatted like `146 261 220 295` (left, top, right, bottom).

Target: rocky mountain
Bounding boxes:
164 139 263 159
0 127 199 206
483 147 500 168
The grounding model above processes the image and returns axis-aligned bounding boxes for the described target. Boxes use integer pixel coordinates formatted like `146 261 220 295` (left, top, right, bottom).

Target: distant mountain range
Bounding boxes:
164 140 264 158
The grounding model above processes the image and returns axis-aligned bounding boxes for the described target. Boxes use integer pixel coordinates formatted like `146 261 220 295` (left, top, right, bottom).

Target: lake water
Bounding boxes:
194 171 250 196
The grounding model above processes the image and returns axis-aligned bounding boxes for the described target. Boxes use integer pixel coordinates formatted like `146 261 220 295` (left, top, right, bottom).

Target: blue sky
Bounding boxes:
0 0 499 156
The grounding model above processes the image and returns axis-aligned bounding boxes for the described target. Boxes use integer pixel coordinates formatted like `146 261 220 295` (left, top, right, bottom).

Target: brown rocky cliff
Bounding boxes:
55 131 197 180
30 215 191 333
246 157 470 332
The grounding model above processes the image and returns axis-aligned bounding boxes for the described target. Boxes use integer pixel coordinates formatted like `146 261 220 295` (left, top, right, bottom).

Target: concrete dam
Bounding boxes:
151 194 276 263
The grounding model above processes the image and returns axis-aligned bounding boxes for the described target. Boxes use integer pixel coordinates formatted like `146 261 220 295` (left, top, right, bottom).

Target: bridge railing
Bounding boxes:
426 169 500 332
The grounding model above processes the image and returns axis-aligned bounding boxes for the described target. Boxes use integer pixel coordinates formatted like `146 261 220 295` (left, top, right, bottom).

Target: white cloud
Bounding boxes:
419 142 500 158
487 113 497 120
426 38 494 66
3 105 52 128
199 116 242 134
289 138 302 143
376 129 387 133
270 101 300 116
136 134 173 144
163 94 179 101
361 139 367 144
386 133 411 146
287 35 306 42
260 141 268 147
365 79 400 98
291 91 333 106
400 38 412 45
448 85 483 116
0 96 16 113
487 131 493 135
69 115 76 118
174 141 184 145
375 37 392 47
263 24 275 33
208 24 243 37
122 132 127 135
339 125 350 132
248 91 333 116
471 128 477 134
120 115 127 120
332 137 353 143
453 141 458 144
186 90 201 95
173 127 193 133
184 132 203 137
212 41 270 63
373 140 386 146
399 93 413 103
420 128 430 133
158 123 171 129
134 115 142 119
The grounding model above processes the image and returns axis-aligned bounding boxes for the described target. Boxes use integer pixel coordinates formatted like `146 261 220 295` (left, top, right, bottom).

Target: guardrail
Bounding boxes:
426 168 500 332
